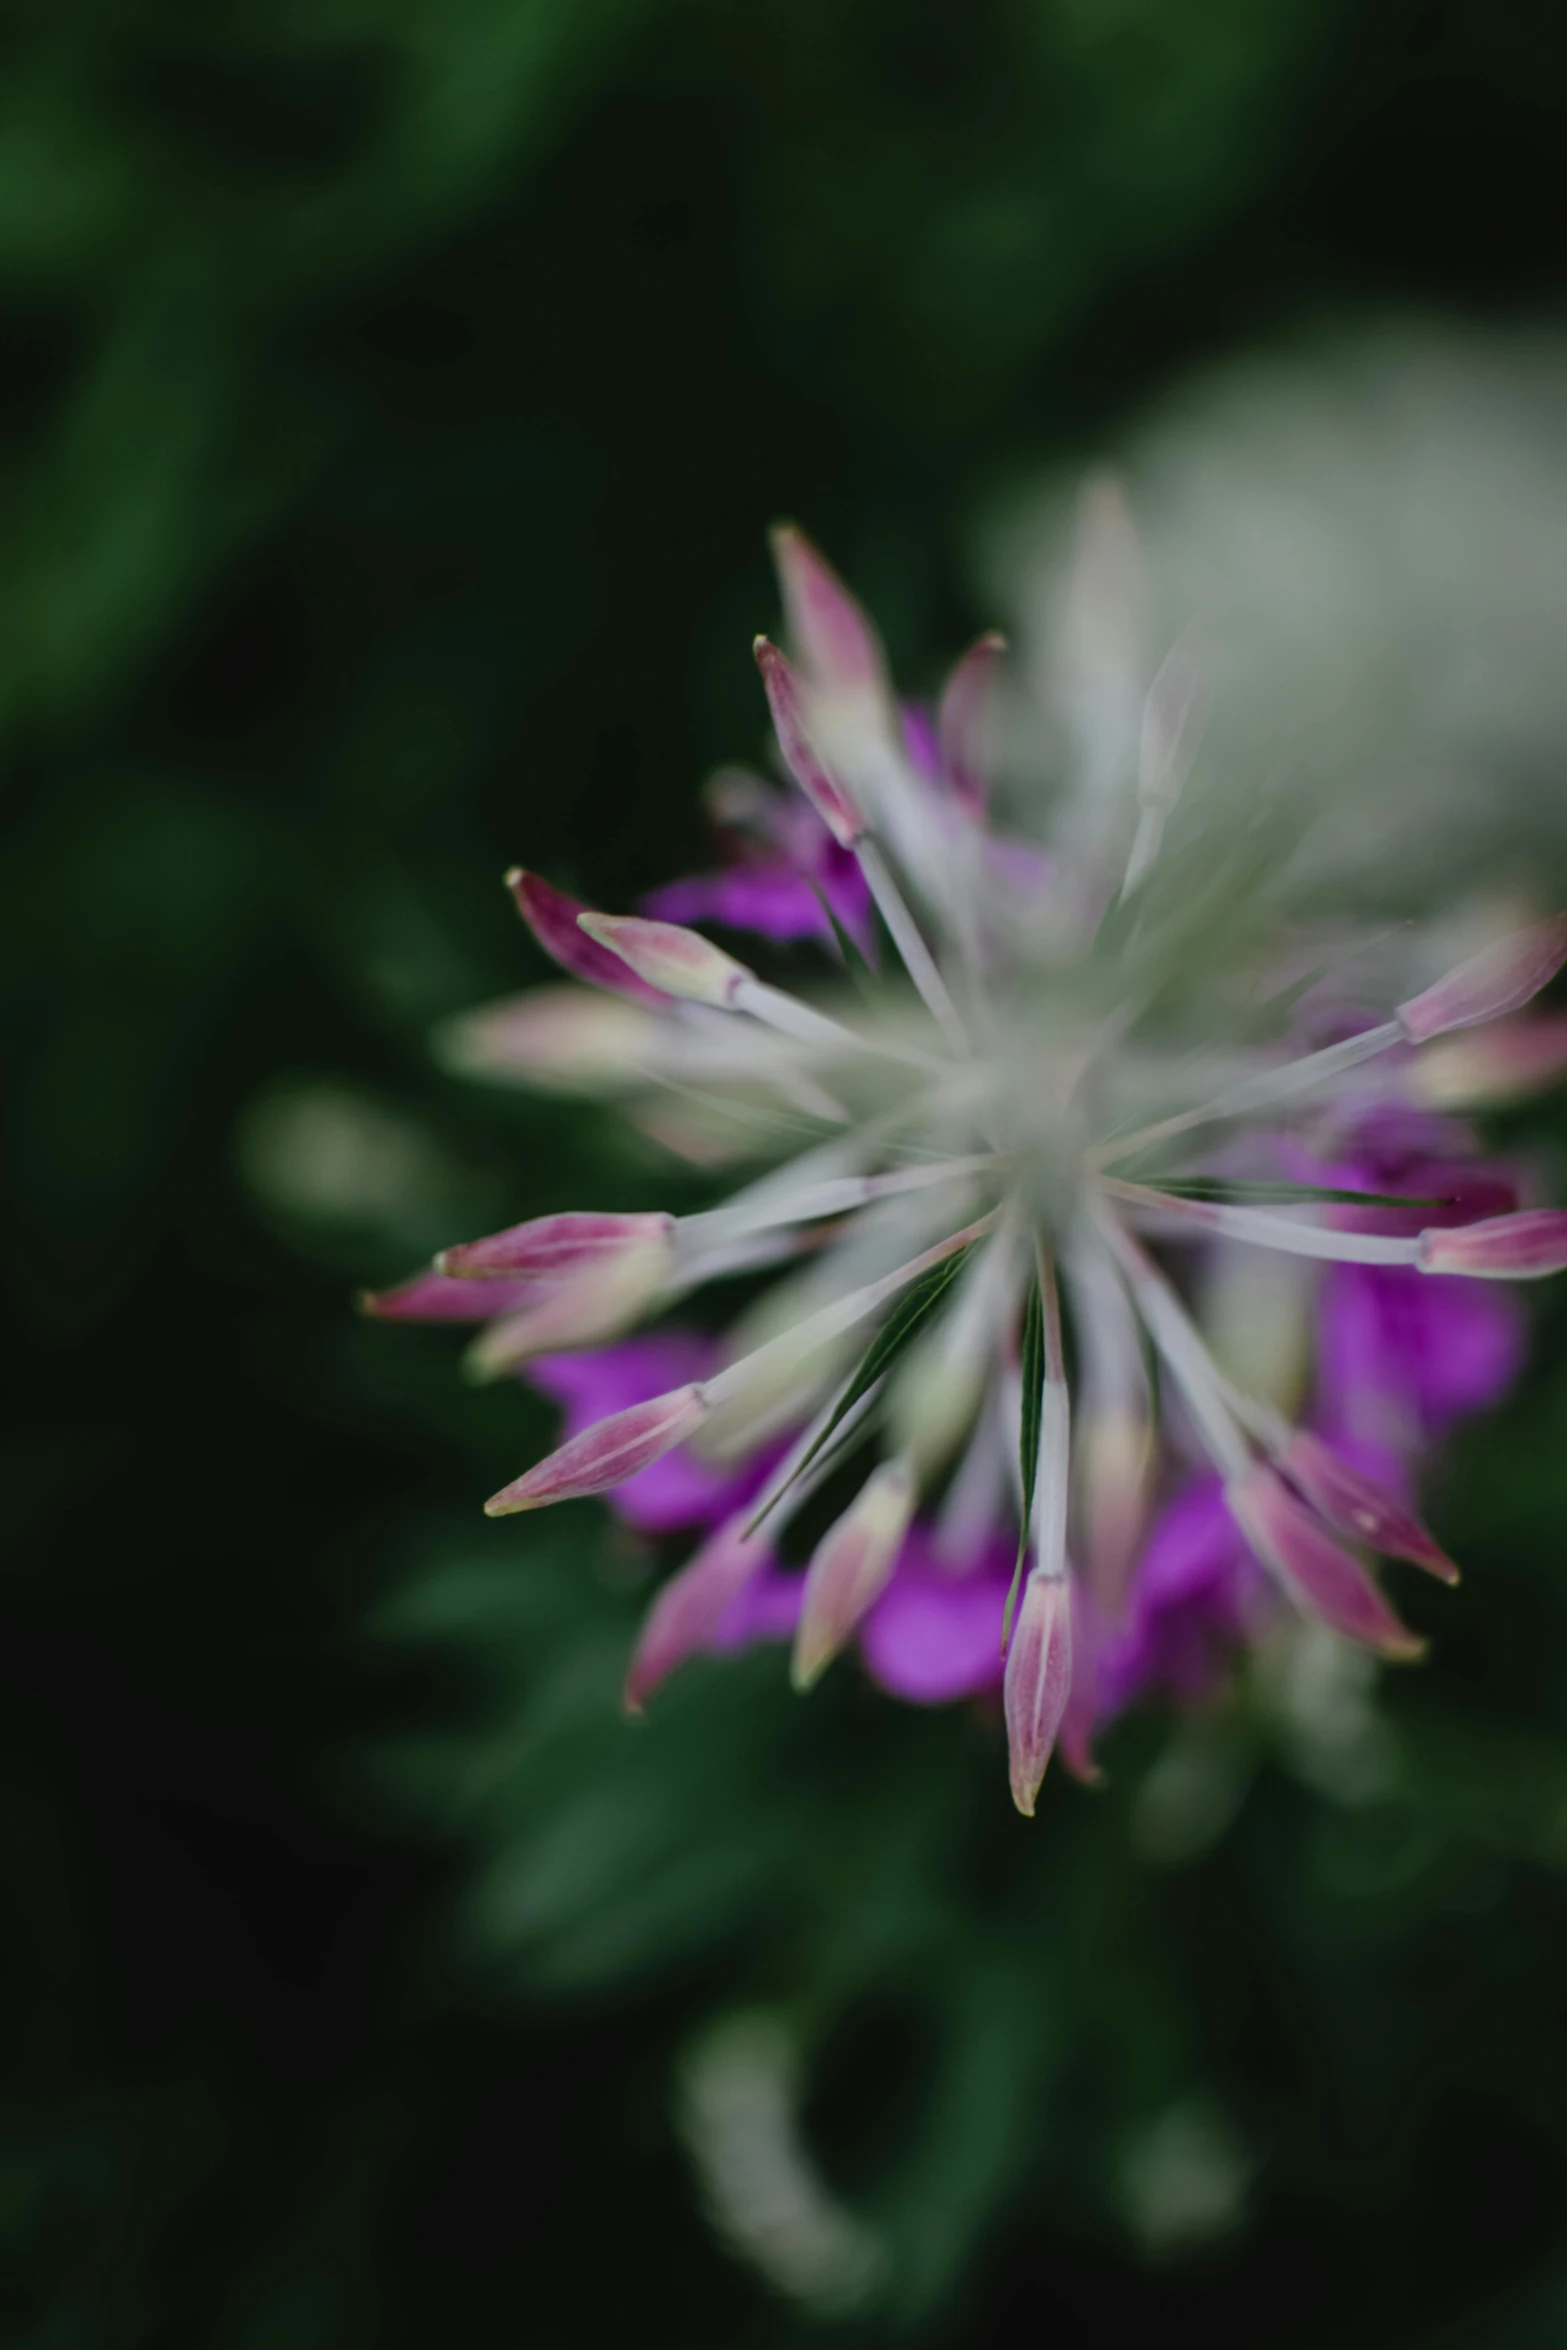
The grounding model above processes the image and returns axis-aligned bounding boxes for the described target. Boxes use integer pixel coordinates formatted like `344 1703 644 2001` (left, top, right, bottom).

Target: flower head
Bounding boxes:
368 508 1567 1810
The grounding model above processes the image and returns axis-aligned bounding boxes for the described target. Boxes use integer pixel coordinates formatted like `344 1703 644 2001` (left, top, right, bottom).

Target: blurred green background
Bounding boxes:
5 2 1567 2342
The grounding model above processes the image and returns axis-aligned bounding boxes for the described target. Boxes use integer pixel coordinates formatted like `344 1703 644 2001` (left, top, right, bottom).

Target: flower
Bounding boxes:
366 505 1567 1812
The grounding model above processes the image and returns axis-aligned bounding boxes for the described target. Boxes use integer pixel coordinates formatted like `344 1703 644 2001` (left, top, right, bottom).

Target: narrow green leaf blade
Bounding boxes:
1002 1258 1047 1652
1140 1176 1454 1210
744 1243 974 1534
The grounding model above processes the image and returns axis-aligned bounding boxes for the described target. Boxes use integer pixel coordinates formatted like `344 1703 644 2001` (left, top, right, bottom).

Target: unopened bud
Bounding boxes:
435 987 659 1092
623 1512 773 1712
936 632 1006 815
1396 914 1567 1046
438 1210 674 1282
1418 1209 1567 1280
358 1269 537 1322
770 523 889 703
1003 1571 1073 1817
485 1383 708 1515
462 1244 674 1379
753 636 865 847
1280 1431 1457 1584
577 913 752 1008
1411 1014 1567 1109
507 869 668 1001
791 1457 916 1690
1226 1463 1424 1660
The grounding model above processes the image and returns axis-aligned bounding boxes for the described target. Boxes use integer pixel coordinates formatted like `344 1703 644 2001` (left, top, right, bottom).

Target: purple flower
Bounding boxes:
368 511 1567 1812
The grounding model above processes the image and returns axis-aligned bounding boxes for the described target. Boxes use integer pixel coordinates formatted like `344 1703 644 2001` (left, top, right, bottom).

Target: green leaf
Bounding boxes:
1002 1260 1045 1652
745 1243 975 1534
807 881 876 988
1135 1176 1454 1209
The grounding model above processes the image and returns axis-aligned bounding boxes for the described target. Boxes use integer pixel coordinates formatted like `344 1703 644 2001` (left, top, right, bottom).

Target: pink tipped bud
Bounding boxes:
791 1458 916 1691
769 523 889 701
576 913 752 1008
1396 914 1567 1046
936 631 1006 814
1003 1572 1073 1817
1226 1464 1425 1660
1418 1209 1567 1280
438 1210 674 1282
1412 1013 1567 1109
435 987 659 1093
358 1269 539 1322
462 1244 675 1379
753 636 865 847
485 1384 707 1515
506 869 668 1002
1280 1431 1458 1584
623 1512 773 1713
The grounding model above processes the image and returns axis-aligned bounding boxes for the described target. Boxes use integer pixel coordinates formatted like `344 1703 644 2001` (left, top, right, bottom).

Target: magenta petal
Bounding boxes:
859 1529 1011 1704
1095 1479 1255 1716
1406 1275 1524 1427
712 1566 807 1650
643 864 836 946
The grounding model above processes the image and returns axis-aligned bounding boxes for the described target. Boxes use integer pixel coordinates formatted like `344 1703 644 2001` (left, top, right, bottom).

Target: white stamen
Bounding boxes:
700 1212 998 1414
1094 1022 1403 1168
855 838 967 1054
675 1154 997 1259
1104 1178 1425 1267
1093 1205 1251 1480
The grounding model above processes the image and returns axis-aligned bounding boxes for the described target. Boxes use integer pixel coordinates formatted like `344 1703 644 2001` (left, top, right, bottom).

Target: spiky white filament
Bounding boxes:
1093 1207 1251 1481
854 837 967 1055
699 1212 999 1415
1104 1178 1425 1266
674 1154 998 1260
1094 1021 1404 1168
1031 1249 1071 1586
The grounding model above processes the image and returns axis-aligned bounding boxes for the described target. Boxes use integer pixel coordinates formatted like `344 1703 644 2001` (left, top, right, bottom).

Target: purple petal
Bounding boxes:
643 864 836 947
1095 1479 1258 1716
712 1566 807 1649
858 1525 1011 1704
1401 1274 1525 1427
